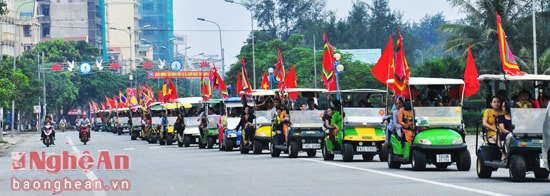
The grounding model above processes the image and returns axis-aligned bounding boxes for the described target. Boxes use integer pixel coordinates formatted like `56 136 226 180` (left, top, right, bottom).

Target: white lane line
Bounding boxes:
123 148 135 151
149 146 162 149
302 158 508 196
67 136 108 196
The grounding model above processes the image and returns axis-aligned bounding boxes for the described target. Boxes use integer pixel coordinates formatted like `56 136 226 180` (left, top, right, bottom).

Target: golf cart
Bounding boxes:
322 89 388 162
200 99 223 149
271 88 326 158
241 89 277 154
219 97 249 151
129 106 144 140
175 97 204 147
477 74 549 181
114 107 132 135
386 77 471 171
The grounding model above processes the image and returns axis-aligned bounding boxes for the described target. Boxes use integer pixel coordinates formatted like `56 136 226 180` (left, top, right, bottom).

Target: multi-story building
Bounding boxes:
0 0 42 58
106 0 140 71
139 0 173 62
37 0 102 50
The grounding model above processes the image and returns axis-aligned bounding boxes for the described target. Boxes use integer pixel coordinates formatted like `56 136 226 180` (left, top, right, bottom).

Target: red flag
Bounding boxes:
210 66 220 89
371 34 394 86
393 28 410 95
464 44 480 97
322 32 337 91
157 89 164 103
201 71 212 101
210 67 229 99
496 13 523 75
261 71 270 89
168 79 178 102
236 71 243 96
285 64 298 100
240 57 252 93
275 48 286 91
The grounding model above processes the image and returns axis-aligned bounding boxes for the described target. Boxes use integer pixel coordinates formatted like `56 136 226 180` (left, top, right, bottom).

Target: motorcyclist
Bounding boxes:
41 116 55 145
59 116 67 132
79 114 91 140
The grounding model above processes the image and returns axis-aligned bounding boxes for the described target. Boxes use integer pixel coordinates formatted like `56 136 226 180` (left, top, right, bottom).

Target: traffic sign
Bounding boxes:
34 105 41 114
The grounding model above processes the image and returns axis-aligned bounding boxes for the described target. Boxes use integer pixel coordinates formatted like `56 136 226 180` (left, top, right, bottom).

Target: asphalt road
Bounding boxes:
0 131 548 196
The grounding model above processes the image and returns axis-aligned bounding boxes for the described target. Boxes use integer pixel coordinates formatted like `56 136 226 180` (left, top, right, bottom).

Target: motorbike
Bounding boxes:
60 122 66 132
42 124 54 147
79 123 91 145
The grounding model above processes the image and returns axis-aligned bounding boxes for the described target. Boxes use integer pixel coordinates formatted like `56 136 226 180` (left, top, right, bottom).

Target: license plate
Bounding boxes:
302 143 320 149
356 146 377 152
436 154 451 163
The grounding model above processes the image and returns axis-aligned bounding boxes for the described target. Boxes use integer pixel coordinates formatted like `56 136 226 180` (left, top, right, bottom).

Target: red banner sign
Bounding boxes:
147 71 211 79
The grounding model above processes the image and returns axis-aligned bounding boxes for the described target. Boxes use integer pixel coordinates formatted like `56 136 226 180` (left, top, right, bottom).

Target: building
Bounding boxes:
106 0 140 71
0 0 42 58
139 0 174 62
37 0 102 50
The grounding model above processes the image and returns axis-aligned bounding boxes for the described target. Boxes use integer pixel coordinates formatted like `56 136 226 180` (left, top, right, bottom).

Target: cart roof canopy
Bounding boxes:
243 89 276 96
478 74 550 81
387 77 464 86
330 89 387 94
174 97 203 104
284 88 328 93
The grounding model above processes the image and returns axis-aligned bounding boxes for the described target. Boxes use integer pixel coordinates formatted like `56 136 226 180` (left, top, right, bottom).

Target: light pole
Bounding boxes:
142 39 168 88
110 25 150 88
334 53 344 101
225 0 255 89
11 2 42 135
197 17 224 77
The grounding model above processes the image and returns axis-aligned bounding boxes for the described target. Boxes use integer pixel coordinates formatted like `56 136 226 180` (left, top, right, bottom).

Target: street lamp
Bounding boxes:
267 67 279 90
142 38 168 88
197 17 224 77
10 2 43 135
225 0 255 89
334 53 344 101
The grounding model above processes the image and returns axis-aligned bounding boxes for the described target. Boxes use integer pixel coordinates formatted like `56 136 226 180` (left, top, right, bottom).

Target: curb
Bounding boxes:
0 133 32 156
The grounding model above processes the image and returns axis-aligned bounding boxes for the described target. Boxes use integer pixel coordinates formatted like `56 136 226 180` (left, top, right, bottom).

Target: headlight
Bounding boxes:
452 138 463 144
301 139 305 143
418 139 431 145
258 133 266 136
358 142 363 146
228 133 236 138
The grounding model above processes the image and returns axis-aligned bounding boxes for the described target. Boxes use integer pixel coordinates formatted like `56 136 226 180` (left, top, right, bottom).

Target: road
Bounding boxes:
0 131 548 196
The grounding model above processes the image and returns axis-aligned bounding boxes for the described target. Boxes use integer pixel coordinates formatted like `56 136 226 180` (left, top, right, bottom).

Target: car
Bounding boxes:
478 74 549 181
218 97 251 151
271 88 326 158
323 89 388 162
385 77 470 171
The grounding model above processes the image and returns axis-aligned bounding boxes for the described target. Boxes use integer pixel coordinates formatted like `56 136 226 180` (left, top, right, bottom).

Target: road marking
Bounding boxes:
302 158 508 196
67 137 108 196
123 148 135 151
149 146 162 149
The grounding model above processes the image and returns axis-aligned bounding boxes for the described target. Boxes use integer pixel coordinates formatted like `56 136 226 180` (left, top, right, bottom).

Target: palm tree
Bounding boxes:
439 0 532 74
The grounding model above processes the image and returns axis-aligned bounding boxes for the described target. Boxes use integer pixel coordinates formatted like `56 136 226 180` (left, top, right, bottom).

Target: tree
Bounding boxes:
0 1 6 15
247 0 329 40
440 0 534 74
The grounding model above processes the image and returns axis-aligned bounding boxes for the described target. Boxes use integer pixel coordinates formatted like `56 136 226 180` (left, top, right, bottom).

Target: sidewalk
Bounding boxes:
0 132 33 156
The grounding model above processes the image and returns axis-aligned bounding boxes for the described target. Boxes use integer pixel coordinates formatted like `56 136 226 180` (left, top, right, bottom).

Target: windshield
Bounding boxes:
414 106 462 127
289 110 324 128
227 117 241 130
184 117 200 127
511 108 545 135
255 110 272 125
207 115 220 128
343 108 385 127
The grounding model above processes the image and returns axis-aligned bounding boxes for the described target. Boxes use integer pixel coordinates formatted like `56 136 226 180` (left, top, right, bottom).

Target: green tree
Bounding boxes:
440 0 534 74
